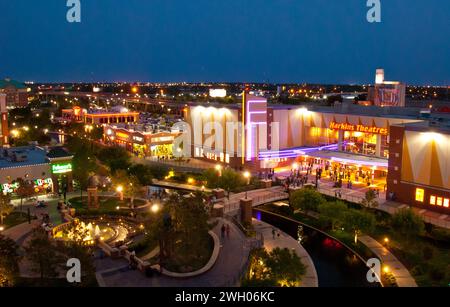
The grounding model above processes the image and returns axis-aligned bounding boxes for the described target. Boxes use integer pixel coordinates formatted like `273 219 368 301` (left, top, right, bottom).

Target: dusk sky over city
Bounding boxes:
0 0 449 84
2 0 450 296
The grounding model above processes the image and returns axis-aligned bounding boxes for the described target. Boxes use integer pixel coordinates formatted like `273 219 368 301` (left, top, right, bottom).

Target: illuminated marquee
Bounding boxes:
329 121 388 135
52 163 73 174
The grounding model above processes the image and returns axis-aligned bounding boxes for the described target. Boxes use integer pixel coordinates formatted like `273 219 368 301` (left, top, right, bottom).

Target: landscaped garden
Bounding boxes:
258 188 450 287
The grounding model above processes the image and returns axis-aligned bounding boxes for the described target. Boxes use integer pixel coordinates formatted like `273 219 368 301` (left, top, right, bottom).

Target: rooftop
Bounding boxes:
0 146 48 169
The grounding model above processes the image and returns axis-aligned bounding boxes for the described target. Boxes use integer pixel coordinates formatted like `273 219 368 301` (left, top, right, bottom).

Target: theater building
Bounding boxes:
103 124 180 158
387 123 450 213
183 93 450 213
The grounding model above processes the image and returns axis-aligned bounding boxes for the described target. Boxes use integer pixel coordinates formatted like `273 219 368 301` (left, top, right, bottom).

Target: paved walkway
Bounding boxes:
95 217 253 287
252 218 318 287
152 179 212 193
359 235 417 287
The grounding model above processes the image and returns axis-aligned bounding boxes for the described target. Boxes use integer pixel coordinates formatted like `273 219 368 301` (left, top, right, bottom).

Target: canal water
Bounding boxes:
254 208 380 287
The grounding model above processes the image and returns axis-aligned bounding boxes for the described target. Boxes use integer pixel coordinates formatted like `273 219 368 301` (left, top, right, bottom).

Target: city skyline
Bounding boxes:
0 0 449 85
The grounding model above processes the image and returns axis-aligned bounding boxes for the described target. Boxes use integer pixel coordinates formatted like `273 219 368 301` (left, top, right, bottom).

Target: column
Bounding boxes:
338 130 344 151
375 134 382 157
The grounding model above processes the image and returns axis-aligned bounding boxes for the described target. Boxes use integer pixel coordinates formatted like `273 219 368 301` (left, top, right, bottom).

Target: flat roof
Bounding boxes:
0 146 49 169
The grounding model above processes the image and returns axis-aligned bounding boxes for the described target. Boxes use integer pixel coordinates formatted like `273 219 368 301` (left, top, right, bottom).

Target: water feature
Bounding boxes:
254 208 380 287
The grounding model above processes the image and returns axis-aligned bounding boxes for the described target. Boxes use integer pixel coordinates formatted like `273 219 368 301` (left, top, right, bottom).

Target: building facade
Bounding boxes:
103 124 180 158
0 94 8 146
387 123 450 213
0 78 29 108
0 146 73 197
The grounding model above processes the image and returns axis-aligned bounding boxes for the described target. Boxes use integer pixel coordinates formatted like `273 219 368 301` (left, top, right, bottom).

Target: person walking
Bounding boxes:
226 224 231 238
272 227 276 239
221 224 226 239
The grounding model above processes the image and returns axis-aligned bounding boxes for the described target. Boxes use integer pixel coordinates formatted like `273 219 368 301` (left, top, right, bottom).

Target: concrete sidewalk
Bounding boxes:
252 218 318 287
359 235 417 287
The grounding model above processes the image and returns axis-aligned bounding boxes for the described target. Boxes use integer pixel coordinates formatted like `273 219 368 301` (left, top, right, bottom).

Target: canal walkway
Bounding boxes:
359 235 418 287
252 218 318 287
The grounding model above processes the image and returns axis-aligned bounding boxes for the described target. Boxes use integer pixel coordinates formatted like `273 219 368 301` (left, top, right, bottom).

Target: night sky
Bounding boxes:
1 0 449 84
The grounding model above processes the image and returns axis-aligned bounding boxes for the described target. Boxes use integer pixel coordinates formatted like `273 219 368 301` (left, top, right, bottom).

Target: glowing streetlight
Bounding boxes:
0 226 4 232
243 171 251 199
151 203 160 213
292 162 299 170
116 185 124 201
383 265 390 274
215 164 222 176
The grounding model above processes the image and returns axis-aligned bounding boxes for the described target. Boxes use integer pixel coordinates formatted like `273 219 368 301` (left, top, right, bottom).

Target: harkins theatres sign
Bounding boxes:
329 121 388 135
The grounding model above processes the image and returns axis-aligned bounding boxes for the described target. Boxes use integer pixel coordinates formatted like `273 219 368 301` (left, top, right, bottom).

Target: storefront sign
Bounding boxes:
0 178 53 194
116 132 130 140
329 121 388 135
52 163 73 174
133 135 144 143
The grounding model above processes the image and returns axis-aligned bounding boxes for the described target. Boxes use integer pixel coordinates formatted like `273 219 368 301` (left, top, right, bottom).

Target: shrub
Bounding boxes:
422 246 434 261
429 265 445 281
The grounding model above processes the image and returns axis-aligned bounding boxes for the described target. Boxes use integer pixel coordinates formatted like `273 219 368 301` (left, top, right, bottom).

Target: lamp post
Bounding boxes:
243 171 251 199
215 164 222 177
116 185 124 201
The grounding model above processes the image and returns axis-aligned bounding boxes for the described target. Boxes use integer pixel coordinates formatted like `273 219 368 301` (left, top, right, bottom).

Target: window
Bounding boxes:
415 188 424 202
437 197 443 206
430 195 436 205
444 199 449 208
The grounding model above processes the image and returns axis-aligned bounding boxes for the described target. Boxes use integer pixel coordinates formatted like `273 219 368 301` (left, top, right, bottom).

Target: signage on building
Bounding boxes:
52 163 73 174
133 135 144 143
116 132 130 140
329 121 388 135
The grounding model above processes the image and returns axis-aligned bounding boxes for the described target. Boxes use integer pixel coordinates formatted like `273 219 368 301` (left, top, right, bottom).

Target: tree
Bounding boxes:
290 188 326 215
111 170 142 207
58 239 96 286
391 209 424 244
0 234 20 287
242 247 306 287
265 248 306 287
202 168 221 189
318 201 348 230
15 178 35 212
219 168 243 199
0 193 13 226
343 209 376 243
160 191 211 262
361 189 379 209
97 146 131 173
25 228 64 282
72 144 97 201
128 164 153 186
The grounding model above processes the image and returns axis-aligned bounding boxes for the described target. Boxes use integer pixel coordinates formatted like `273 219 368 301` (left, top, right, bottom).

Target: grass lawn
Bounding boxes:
128 235 159 258
163 233 214 273
3 211 32 229
68 196 147 214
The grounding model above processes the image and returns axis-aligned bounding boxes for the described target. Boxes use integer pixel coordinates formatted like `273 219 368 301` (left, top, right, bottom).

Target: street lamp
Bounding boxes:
243 171 251 199
116 185 124 201
0 226 4 232
151 203 160 213
215 164 222 177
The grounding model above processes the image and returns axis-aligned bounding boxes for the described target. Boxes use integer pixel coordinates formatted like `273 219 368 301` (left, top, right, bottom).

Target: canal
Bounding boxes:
254 208 381 287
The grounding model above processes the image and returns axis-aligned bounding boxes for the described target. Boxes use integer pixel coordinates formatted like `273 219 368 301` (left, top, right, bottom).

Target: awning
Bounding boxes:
307 150 388 168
